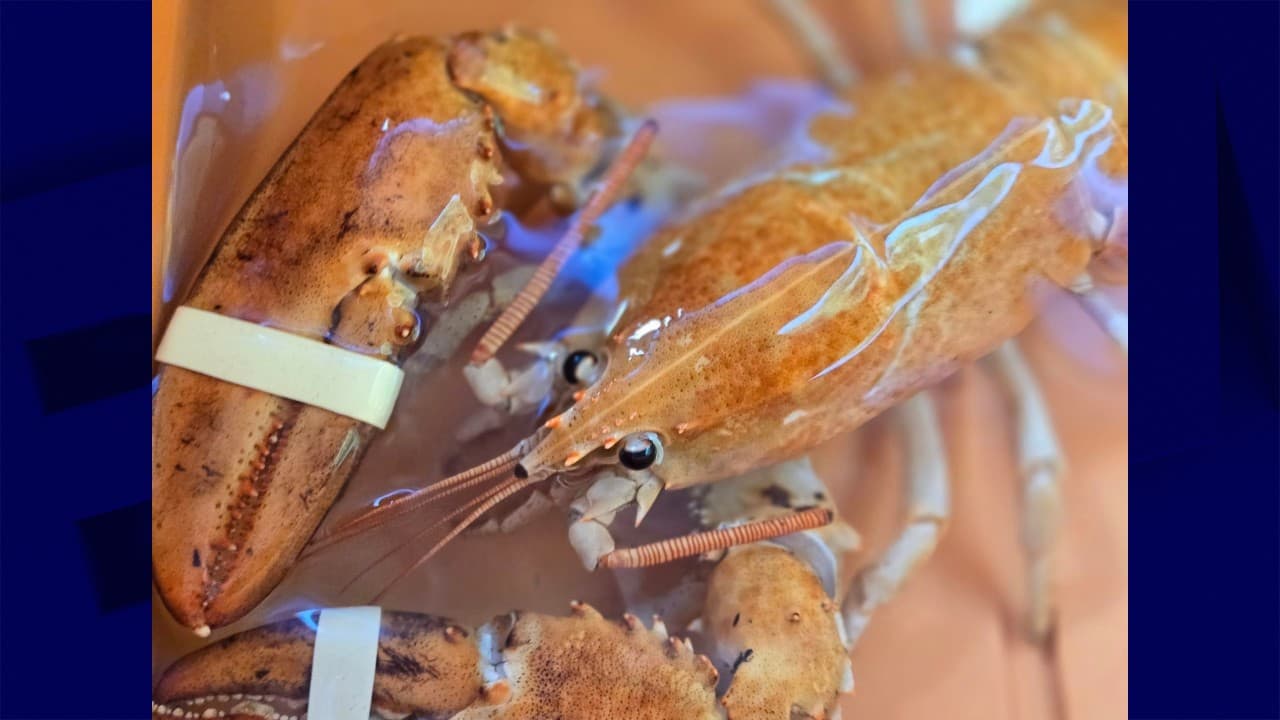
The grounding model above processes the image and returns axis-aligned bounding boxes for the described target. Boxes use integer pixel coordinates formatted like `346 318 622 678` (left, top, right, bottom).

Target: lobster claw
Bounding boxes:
152 27 628 634
152 368 374 634
152 610 482 719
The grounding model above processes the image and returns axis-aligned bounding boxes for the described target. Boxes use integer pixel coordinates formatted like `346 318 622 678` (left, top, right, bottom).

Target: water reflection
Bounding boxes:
164 64 282 306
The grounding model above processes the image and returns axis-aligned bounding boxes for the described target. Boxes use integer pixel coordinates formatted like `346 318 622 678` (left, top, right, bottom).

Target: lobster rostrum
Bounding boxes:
153 27 641 635
317 0 1127 596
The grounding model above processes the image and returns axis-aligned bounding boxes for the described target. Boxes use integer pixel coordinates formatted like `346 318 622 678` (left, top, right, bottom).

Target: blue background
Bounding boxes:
0 0 1276 717
1128 2 1280 718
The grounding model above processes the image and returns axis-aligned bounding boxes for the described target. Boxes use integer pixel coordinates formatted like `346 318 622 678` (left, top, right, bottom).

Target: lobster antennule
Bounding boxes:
337 474 521 596
303 439 536 556
470 118 660 365
368 475 532 603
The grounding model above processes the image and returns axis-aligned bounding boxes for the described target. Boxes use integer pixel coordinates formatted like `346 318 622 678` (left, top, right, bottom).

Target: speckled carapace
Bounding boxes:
517 0 1128 493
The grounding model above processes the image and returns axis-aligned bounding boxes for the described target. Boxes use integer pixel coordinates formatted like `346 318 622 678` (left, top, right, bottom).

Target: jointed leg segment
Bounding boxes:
763 0 859 90
1070 272 1128 355
840 391 950 649
988 339 1064 641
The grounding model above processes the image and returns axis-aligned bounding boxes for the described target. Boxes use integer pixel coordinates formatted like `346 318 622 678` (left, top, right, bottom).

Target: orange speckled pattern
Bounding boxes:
456 604 722 719
703 544 852 719
528 2 1128 494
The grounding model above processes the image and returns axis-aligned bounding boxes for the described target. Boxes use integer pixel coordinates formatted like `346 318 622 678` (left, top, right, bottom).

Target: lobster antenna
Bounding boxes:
599 507 834 569
369 476 532 603
304 445 525 555
764 0 858 90
338 477 516 595
470 119 659 365
305 463 513 557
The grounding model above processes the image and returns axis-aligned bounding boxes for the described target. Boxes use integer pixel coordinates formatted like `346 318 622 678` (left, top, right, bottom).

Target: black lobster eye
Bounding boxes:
562 350 599 385
618 435 658 470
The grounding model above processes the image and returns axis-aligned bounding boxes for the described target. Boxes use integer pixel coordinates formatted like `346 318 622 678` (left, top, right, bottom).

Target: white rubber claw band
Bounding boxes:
307 606 382 720
156 306 404 429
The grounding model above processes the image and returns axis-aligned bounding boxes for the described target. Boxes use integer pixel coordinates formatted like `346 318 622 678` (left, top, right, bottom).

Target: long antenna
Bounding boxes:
599 507 834 569
470 119 659 365
304 444 526 556
338 477 516 595
369 476 531 603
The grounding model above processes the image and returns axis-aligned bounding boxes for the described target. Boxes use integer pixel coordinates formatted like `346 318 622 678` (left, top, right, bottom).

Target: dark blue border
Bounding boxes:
1129 1 1279 718
0 1 1277 718
1 1 152 718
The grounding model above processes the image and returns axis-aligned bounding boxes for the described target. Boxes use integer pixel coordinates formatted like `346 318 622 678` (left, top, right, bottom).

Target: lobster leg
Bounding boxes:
1070 272 1129 356
569 454 863 574
988 339 1065 641
840 391 950 649
893 0 934 54
762 0 859 90
460 120 658 435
